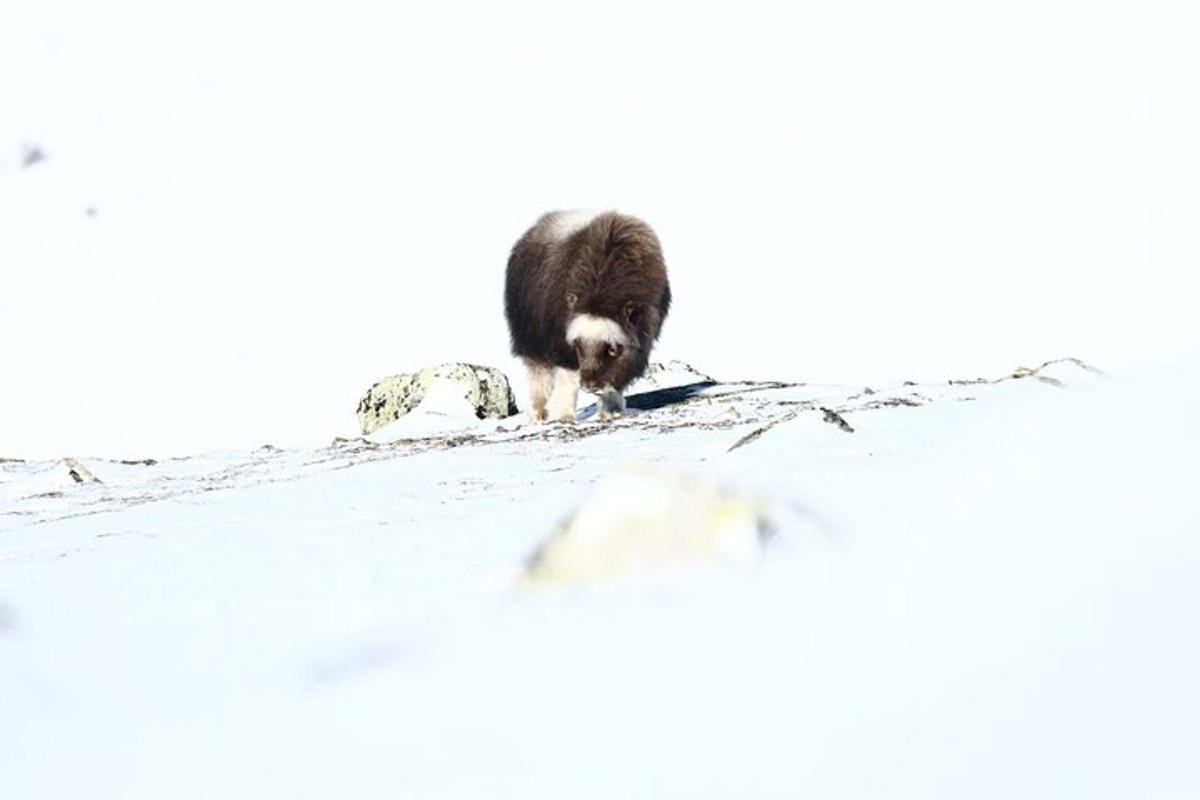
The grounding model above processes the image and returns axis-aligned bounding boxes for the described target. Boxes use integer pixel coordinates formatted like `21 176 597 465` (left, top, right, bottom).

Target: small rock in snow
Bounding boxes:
626 360 716 394
59 457 101 484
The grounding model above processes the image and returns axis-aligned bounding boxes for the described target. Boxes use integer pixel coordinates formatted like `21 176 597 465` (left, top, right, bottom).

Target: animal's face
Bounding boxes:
565 310 642 393
575 337 638 393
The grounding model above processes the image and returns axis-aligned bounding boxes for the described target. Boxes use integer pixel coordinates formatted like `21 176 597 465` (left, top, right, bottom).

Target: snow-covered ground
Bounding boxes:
2 358 1197 798
4 3 1200 796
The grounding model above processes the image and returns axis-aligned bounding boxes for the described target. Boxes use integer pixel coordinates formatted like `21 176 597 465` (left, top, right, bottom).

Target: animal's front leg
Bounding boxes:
546 368 580 422
596 388 626 421
524 359 553 422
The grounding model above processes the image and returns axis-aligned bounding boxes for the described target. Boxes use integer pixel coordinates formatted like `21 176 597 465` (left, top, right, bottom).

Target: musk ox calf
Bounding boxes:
505 210 671 422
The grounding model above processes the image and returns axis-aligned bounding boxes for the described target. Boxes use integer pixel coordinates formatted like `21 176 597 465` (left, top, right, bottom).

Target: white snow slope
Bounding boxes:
2 358 1197 798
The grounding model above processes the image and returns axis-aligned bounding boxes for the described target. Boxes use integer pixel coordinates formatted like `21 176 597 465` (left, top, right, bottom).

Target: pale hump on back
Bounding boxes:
566 314 632 347
545 209 606 242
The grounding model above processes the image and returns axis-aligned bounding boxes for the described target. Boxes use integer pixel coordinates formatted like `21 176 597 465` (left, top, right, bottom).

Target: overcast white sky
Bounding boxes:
2 0 1198 458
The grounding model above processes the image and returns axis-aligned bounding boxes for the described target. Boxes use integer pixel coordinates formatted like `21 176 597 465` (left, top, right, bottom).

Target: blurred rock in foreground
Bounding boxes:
523 462 774 587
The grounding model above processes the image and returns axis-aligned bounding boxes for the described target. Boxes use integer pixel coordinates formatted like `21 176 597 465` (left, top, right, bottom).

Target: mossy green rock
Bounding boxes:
356 363 518 435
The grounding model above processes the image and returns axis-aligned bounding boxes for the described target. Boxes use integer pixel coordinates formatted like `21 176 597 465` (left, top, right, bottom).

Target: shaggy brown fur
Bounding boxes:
505 211 671 419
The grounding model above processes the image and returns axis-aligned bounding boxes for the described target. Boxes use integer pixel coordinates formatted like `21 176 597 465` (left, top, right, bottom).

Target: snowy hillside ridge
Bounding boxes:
3 355 1197 799
0 357 1098 531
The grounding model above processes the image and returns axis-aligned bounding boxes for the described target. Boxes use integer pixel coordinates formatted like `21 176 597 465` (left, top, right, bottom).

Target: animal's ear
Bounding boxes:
566 292 578 309
623 301 641 325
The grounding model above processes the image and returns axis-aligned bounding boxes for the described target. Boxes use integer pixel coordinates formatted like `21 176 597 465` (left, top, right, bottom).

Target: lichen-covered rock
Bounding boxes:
356 363 518 435
523 462 774 587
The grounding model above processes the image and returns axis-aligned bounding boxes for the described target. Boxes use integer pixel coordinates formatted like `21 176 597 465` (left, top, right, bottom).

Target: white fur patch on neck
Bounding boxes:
566 314 632 347
547 210 604 241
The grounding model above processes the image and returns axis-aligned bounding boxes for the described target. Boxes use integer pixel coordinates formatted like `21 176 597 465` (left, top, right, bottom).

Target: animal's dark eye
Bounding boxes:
608 344 623 358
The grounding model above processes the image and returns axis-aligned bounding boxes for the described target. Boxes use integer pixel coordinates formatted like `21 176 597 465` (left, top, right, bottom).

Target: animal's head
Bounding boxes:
565 297 648 394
